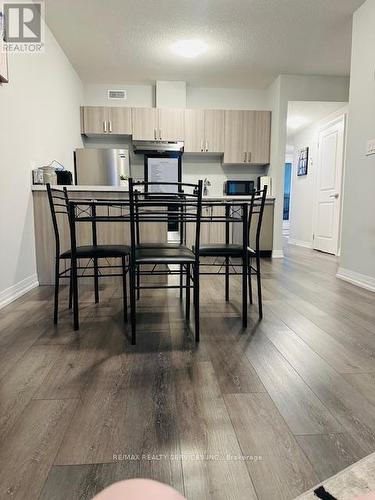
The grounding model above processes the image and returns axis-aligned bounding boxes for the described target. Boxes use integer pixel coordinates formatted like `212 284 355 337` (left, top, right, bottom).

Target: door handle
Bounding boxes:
103 121 107 133
330 193 339 199
248 152 252 163
244 152 247 163
108 121 112 133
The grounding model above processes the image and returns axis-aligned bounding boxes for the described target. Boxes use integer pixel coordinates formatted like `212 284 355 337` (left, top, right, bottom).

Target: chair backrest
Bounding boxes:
46 183 69 256
128 179 203 261
248 185 268 252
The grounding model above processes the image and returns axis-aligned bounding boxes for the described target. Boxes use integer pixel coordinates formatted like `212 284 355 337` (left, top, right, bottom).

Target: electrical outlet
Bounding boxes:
366 139 375 156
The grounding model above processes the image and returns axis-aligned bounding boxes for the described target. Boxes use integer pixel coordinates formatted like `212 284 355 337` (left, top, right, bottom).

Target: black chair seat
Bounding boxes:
135 246 195 264
196 244 256 257
61 244 131 259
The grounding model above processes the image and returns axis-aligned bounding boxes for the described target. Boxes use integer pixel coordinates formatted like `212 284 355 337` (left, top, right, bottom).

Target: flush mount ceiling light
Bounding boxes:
171 39 208 58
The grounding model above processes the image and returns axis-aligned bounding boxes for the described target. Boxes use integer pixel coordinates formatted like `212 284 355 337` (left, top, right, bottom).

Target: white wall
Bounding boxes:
288 106 348 248
0 24 83 306
338 0 375 290
267 75 350 257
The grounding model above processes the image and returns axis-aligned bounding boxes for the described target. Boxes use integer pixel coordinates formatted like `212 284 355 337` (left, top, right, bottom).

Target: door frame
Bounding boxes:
312 113 347 256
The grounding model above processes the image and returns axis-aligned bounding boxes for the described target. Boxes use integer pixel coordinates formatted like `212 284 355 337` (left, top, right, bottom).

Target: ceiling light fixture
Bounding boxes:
171 39 208 58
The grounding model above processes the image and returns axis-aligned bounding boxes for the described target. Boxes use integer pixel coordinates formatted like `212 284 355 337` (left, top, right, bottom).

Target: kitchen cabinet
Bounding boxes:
185 205 228 248
131 108 158 140
132 108 184 141
81 106 132 135
184 109 225 153
223 110 271 165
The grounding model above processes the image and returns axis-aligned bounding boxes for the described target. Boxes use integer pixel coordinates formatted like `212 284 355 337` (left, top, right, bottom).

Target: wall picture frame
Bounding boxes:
297 147 309 176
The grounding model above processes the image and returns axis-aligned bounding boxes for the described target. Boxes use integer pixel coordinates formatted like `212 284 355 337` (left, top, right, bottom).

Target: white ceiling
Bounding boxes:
44 0 365 88
287 101 348 138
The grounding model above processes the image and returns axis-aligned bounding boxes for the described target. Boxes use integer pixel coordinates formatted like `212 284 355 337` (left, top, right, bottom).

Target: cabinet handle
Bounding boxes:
108 121 112 133
103 121 107 133
206 140 209 152
154 128 156 140
159 128 162 140
201 139 204 152
248 152 251 163
244 152 247 162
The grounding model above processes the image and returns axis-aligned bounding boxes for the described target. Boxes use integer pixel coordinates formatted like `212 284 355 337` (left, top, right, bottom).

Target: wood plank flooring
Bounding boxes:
1 244 375 499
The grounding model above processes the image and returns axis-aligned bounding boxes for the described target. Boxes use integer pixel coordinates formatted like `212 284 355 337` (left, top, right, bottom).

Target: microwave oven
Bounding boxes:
225 180 255 196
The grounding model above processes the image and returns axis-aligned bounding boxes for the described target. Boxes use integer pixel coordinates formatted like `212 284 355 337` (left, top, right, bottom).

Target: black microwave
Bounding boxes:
225 180 255 196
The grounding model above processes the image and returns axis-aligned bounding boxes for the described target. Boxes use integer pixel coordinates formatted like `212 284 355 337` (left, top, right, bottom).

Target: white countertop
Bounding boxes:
31 185 275 201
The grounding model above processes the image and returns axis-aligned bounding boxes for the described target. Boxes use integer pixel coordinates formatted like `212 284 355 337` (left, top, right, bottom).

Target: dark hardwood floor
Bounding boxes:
1 244 375 500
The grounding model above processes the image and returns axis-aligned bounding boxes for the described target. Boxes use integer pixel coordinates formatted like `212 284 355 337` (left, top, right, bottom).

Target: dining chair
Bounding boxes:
197 186 268 320
46 184 131 327
128 178 203 345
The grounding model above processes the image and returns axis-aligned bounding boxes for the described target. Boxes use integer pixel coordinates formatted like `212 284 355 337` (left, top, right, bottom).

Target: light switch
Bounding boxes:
366 139 375 156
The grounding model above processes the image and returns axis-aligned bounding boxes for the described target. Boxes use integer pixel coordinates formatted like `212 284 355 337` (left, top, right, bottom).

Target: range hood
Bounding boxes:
133 141 184 154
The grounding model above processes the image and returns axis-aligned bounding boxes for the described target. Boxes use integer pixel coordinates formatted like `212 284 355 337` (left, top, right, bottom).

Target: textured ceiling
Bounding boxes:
287 101 348 139
44 0 365 88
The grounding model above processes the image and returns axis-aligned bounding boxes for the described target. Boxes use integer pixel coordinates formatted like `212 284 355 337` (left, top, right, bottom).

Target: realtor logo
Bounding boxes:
1 2 44 52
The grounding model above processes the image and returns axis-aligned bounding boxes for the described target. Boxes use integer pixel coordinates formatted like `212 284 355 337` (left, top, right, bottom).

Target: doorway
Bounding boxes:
283 162 292 236
313 115 346 255
285 101 348 254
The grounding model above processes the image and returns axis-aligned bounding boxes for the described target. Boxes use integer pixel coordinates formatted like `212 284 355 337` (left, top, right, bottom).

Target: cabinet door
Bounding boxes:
184 109 205 152
109 107 132 135
223 111 247 163
205 110 225 153
131 108 159 140
81 106 109 134
250 111 271 164
158 109 185 141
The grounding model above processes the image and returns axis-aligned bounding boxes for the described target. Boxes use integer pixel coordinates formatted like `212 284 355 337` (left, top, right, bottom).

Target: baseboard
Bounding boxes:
0 274 39 310
288 238 313 249
272 249 284 259
336 267 375 293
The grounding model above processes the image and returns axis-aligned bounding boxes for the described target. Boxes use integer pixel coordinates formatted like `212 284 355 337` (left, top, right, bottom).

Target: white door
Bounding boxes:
313 116 346 255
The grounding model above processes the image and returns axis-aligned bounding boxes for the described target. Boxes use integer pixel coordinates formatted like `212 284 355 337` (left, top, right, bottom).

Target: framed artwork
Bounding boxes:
297 147 309 176
0 12 8 83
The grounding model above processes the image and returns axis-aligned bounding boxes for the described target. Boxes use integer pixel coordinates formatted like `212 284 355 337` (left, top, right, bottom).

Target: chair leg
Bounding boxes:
256 255 263 319
185 264 190 321
68 270 73 310
242 257 248 328
130 265 136 344
180 264 183 299
193 264 200 342
122 256 128 323
94 257 99 303
136 265 140 300
225 257 230 301
248 260 253 305
72 256 79 331
53 258 60 325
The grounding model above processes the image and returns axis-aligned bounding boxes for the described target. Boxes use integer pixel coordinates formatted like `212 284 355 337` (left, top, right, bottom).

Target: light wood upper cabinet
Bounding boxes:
204 110 225 153
81 106 132 135
224 110 247 163
109 107 132 134
184 109 225 153
132 108 184 141
131 108 159 140
184 110 205 152
223 110 271 165
81 106 109 134
158 109 185 141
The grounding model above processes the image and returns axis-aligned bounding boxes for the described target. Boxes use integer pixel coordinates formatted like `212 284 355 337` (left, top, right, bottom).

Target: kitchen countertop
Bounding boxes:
31 185 275 201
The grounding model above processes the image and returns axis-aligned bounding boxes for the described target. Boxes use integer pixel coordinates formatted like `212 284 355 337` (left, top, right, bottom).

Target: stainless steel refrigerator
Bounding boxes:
74 148 131 186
